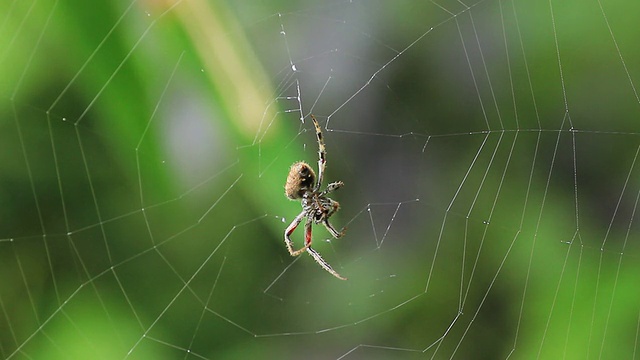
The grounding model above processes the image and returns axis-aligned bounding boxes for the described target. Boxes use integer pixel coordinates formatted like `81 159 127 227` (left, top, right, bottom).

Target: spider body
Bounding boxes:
284 115 347 280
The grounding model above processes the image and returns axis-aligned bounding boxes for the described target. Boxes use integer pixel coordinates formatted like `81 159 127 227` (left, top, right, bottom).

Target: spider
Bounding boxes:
284 115 347 280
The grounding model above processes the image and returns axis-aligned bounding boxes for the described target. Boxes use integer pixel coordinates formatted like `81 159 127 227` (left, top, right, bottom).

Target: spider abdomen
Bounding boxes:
285 161 316 199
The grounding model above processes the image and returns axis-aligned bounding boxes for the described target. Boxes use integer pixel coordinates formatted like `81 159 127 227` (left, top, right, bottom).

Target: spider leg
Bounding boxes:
306 247 347 280
323 219 347 239
284 212 311 256
320 181 344 196
310 115 327 192
323 198 340 220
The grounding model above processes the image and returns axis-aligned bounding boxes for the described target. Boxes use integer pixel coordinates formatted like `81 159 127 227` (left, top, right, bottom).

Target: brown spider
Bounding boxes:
284 115 347 280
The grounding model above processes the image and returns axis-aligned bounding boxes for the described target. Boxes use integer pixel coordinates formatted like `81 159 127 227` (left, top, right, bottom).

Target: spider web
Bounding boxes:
2 0 640 358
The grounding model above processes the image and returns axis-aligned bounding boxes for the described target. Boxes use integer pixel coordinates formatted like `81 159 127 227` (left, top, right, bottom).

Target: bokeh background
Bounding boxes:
2 0 640 359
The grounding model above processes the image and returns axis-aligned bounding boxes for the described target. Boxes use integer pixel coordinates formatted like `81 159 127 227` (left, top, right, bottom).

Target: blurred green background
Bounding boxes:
2 0 640 359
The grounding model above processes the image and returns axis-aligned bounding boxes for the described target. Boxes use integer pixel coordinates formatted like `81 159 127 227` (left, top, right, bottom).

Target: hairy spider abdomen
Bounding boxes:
285 161 316 199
